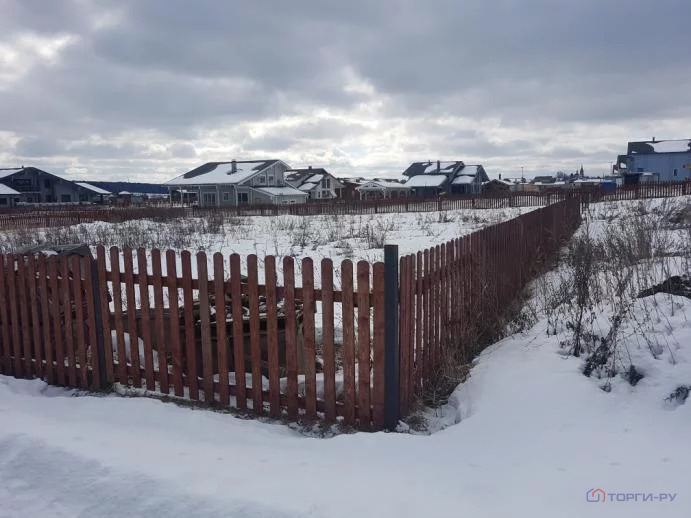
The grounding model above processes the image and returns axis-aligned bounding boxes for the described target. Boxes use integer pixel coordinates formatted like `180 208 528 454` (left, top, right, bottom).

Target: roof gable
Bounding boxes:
628 139 691 154
166 160 283 186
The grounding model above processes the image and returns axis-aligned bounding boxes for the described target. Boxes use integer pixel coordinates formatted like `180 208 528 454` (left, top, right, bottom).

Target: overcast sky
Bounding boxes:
1 0 689 182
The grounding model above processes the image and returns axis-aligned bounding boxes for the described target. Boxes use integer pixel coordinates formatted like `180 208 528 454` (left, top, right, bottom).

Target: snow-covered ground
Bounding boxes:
0 206 536 288
1 289 689 517
1 197 689 517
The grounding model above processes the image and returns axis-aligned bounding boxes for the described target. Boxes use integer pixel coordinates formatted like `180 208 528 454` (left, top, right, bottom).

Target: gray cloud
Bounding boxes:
0 0 689 180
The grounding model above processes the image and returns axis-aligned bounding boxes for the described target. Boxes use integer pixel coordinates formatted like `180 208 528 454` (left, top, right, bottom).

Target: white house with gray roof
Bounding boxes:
165 160 308 207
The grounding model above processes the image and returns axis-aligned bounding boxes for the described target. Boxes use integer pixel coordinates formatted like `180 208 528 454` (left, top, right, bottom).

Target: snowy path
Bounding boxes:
1 295 690 517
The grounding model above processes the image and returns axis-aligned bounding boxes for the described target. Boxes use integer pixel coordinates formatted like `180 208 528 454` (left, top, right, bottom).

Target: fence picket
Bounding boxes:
321 258 336 422
48 257 65 385
181 251 199 400
96 246 113 384
137 249 155 391
61 256 77 387
302 258 317 421
167 250 184 396
213 252 230 406
110 247 127 386
265 255 280 418
372 262 386 430
151 249 169 394
37 255 53 383
357 260 371 430
197 252 214 403
341 260 356 426
27 255 42 379
230 253 246 409
247 254 262 413
70 255 88 389
282 256 298 418
123 248 141 388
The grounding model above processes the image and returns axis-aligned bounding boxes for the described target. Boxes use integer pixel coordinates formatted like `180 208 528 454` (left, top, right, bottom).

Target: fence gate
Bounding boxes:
0 253 102 389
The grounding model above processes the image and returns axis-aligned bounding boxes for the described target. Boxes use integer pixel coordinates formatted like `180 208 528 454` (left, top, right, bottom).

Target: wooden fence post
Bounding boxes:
384 244 400 430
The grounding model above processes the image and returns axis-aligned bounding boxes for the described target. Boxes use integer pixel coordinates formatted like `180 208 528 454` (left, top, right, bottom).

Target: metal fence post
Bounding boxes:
90 256 108 389
384 244 400 430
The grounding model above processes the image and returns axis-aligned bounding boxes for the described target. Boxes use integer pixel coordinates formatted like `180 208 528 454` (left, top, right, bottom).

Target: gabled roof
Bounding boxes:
405 175 447 187
0 184 20 195
627 139 691 154
75 182 110 195
403 161 465 177
166 160 282 186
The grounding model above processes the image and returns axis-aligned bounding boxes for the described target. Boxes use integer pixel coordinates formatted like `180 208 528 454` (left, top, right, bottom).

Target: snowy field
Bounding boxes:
0 206 536 288
1 196 690 517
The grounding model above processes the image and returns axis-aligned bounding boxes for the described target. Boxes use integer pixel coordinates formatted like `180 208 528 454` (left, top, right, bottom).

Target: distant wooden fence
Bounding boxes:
0 198 581 429
1 181 685 231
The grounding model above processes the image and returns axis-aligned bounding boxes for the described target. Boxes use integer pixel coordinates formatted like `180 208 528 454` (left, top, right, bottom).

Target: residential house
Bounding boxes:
0 167 86 204
402 161 489 195
615 138 691 184
165 160 308 207
447 165 489 195
0 184 20 208
75 182 110 203
284 167 344 201
482 178 514 194
356 179 410 200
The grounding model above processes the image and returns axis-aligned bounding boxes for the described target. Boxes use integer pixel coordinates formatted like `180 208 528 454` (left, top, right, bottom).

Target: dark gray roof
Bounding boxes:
182 160 279 180
403 161 465 177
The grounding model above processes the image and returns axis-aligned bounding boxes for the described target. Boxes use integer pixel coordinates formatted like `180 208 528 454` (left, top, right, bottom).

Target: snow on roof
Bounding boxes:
298 182 318 191
118 191 132 195
356 180 409 190
75 182 110 195
305 174 324 183
451 175 476 185
422 161 460 174
0 184 20 195
405 175 447 187
165 162 272 186
647 140 691 153
0 168 23 179
255 186 308 197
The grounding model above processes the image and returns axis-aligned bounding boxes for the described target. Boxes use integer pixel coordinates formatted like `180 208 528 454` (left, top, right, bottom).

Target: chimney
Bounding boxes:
308 165 312 169
499 173 502 180
230 160 237 173
437 160 441 173
652 137 656 143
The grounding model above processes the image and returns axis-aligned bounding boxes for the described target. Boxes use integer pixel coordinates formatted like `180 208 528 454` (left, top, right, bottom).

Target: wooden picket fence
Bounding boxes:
0 198 579 429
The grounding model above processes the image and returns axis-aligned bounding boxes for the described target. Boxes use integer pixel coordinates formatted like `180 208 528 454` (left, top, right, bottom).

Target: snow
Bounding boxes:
452 175 475 185
646 140 691 153
165 162 267 186
0 184 20 195
356 180 408 191
75 182 110 195
404 175 447 187
1 197 690 516
0 168 23 180
298 182 318 191
305 174 324 183
255 186 308 197
1 287 689 516
422 161 459 173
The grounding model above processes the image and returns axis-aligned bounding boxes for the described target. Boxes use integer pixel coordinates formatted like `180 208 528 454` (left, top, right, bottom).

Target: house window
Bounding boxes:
268 175 274 185
321 178 331 188
44 179 51 189
0 198 6 205
61 194 71 202
223 192 230 201
256 176 266 184
673 168 678 177
238 192 249 204
321 190 330 199
637 168 644 173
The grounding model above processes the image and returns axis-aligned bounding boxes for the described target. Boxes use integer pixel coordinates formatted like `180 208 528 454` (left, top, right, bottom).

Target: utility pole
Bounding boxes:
521 166 525 182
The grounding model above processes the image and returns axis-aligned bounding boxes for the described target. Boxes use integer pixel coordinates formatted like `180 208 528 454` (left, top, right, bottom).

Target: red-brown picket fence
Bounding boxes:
0 198 579 429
